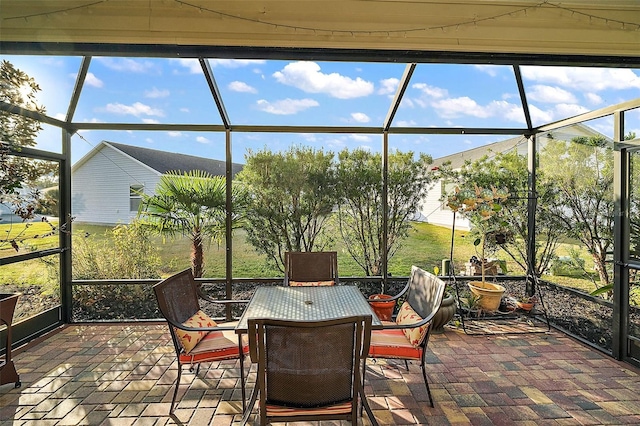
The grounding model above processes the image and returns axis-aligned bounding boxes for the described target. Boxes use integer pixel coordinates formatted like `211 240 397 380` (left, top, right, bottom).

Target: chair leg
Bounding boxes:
404 360 410 371
170 363 183 414
240 349 246 411
420 356 434 408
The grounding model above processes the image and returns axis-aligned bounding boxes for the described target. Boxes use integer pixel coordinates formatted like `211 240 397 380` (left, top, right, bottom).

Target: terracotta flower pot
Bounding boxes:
516 301 534 311
368 294 395 321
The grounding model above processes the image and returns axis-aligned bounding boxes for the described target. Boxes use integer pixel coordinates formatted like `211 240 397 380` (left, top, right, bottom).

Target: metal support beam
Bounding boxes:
225 129 233 321
526 134 537 295
612 111 629 361
381 132 389 293
3 42 640 68
60 129 73 323
66 56 91 122
199 58 231 129
384 63 415 131
513 65 533 131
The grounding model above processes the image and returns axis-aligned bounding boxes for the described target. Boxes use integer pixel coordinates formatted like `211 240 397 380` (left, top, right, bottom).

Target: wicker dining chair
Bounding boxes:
284 251 339 286
240 315 378 426
366 265 446 407
153 269 249 414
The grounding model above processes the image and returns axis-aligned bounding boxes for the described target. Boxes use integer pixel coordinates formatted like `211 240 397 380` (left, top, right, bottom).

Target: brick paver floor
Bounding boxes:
1 323 639 425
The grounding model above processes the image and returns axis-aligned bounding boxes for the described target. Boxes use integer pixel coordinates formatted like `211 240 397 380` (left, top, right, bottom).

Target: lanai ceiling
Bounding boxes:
1 0 639 64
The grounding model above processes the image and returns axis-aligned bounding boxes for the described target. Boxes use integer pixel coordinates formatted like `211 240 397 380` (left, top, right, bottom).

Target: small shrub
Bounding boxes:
72 222 162 320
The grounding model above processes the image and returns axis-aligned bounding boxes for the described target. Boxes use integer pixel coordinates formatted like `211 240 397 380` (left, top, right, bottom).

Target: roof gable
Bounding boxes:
432 123 610 170
101 141 243 177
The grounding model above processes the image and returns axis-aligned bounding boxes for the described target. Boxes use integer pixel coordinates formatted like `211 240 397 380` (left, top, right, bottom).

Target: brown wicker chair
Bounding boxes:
284 251 339 286
240 315 378 426
366 266 446 407
153 269 248 414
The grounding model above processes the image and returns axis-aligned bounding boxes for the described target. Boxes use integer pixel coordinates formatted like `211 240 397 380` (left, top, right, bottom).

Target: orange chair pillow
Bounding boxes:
289 280 335 286
396 301 429 347
174 310 217 354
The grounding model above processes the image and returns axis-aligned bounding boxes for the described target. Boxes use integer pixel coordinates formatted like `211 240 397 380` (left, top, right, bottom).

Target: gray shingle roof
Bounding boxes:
106 141 243 177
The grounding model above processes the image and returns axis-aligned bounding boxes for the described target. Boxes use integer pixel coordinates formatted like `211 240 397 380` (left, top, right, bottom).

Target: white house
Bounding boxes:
420 124 610 231
71 141 243 225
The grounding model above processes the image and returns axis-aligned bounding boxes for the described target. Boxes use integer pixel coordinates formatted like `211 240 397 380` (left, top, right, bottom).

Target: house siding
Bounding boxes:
420 125 607 232
419 182 471 230
72 145 161 225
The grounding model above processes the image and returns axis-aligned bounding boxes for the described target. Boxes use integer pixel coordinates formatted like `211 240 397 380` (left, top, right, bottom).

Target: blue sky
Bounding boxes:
3 55 640 164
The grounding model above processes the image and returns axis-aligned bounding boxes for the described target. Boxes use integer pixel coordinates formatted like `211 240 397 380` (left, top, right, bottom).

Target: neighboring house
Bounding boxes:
420 124 610 231
72 141 243 225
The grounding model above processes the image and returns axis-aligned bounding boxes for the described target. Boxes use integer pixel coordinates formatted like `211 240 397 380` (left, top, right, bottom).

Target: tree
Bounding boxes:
237 146 339 272
137 170 248 278
0 60 57 222
336 149 432 277
540 136 614 286
439 150 563 276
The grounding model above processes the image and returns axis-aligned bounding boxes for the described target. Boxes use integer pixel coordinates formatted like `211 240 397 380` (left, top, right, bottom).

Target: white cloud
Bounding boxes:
527 85 577 104
474 65 502 77
378 78 399 95
351 112 370 123
521 67 640 92
83 72 103 88
145 138 154 144
349 134 371 142
144 87 170 98
228 81 257 93
95 57 157 73
528 104 554 124
142 118 160 124
430 97 487 118
584 93 603 106
103 102 164 117
396 120 417 126
256 98 319 115
412 83 448 99
209 59 266 68
54 113 66 120
273 62 374 99
172 59 201 74
430 97 526 123
168 131 182 137
554 103 589 118
196 136 210 144
180 107 190 113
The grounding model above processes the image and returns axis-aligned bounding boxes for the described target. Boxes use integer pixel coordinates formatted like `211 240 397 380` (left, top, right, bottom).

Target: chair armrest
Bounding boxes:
366 278 411 304
162 316 236 332
379 316 432 330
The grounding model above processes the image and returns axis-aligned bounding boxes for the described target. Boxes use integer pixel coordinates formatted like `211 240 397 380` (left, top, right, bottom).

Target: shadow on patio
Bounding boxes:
1 323 639 425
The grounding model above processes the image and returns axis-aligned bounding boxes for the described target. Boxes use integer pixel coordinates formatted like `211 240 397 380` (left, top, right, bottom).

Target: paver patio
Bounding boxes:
1 323 639 425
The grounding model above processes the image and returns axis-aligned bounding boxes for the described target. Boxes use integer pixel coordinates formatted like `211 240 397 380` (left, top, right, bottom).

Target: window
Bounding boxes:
130 184 144 212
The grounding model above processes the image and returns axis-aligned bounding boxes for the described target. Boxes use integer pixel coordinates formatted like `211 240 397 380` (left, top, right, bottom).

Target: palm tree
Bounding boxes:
137 170 247 278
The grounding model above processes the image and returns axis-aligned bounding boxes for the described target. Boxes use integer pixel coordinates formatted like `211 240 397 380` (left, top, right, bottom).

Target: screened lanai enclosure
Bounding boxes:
1 1 639 369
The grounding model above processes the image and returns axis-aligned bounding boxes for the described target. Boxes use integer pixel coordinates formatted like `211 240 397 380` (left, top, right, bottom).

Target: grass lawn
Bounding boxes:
1 220 600 294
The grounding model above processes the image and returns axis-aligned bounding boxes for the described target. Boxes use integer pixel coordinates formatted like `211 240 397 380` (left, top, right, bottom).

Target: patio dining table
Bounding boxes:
234 285 383 334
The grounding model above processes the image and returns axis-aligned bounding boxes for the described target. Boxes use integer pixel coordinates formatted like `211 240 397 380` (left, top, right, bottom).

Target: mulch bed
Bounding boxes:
3 277 638 356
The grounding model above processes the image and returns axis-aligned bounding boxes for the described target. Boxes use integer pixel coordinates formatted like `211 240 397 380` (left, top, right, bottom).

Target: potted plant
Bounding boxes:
368 293 396 321
447 184 509 312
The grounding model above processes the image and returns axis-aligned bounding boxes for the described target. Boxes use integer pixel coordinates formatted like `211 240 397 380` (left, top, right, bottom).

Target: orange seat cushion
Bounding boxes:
289 280 335 286
179 322 249 364
174 310 217 354
369 327 422 360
